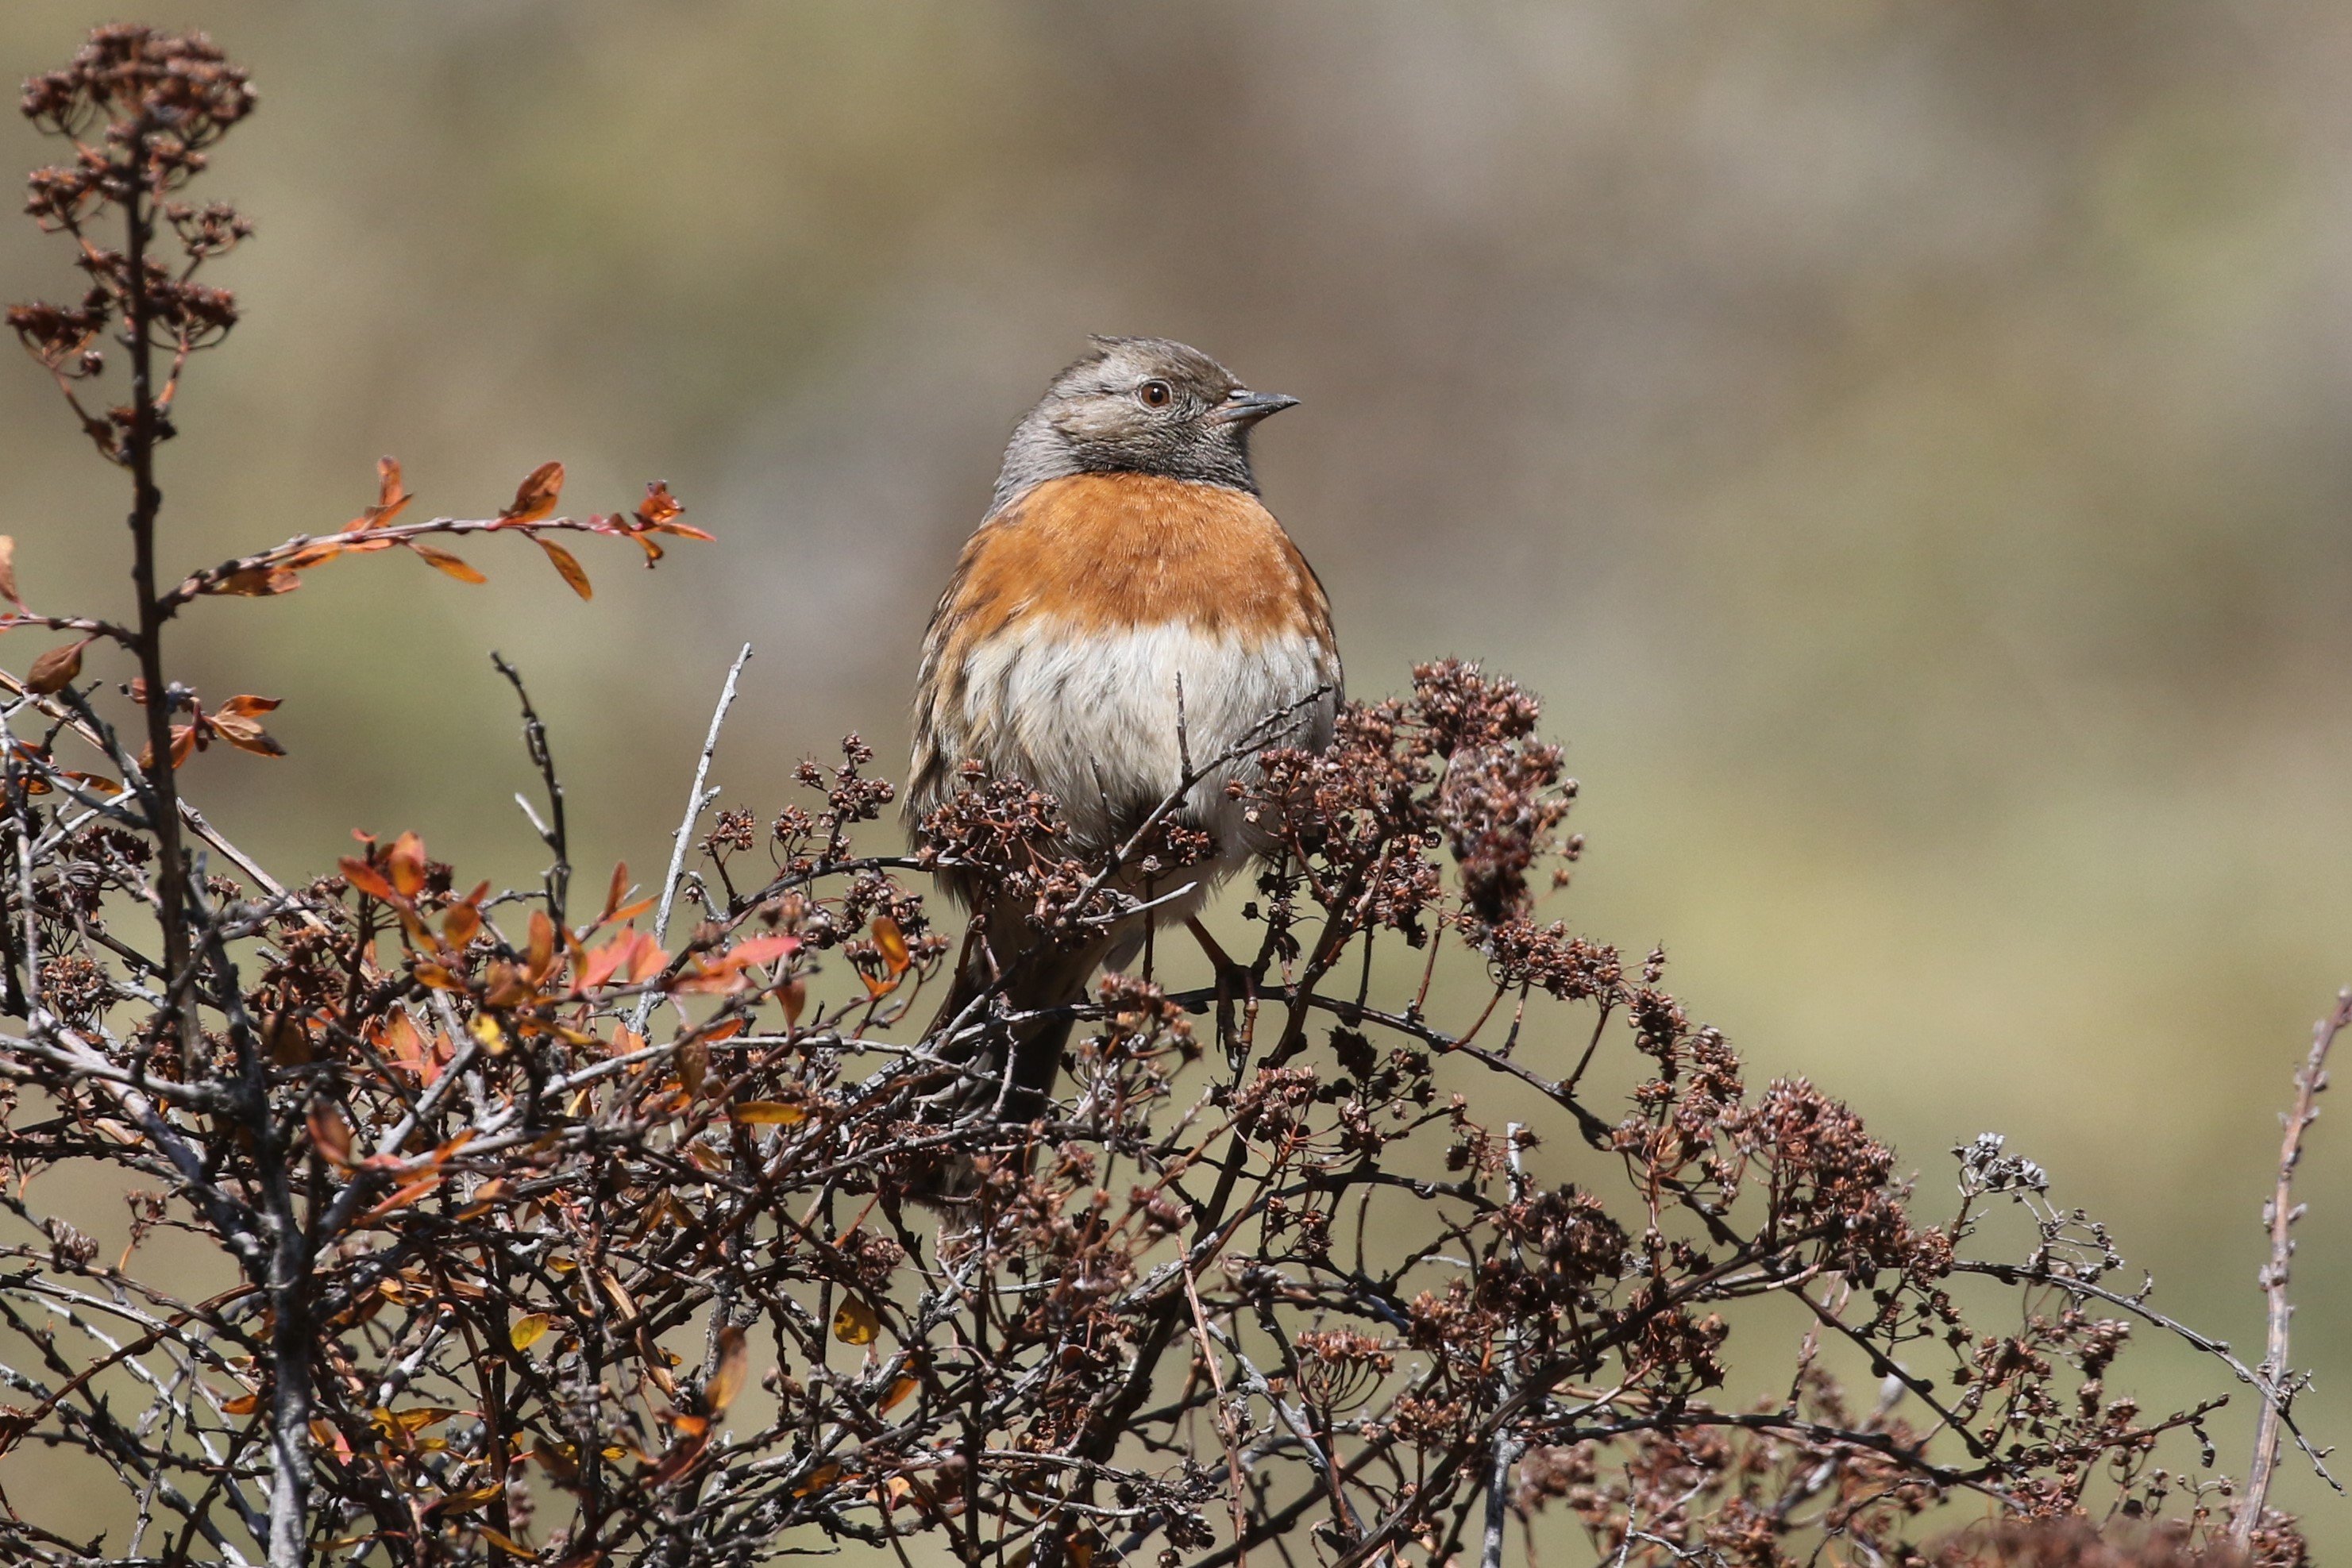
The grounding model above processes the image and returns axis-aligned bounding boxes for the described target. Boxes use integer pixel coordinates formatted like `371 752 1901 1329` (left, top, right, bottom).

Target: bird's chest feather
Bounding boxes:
920 472 1339 854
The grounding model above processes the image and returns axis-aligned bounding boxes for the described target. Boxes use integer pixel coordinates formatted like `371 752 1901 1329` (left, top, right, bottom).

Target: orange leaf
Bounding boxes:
601 861 630 921
220 1391 263 1416
0 536 19 607
646 1430 710 1488
339 857 396 902
525 910 557 982
210 566 301 596
361 1171 444 1226
430 1482 503 1519
408 542 486 584
388 832 428 898
534 536 592 599
209 713 287 758
872 916 910 977
268 1013 314 1065
627 933 668 983
352 456 413 531
217 694 282 719
307 1105 355 1167
502 461 565 525
510 1314 552 1351
728 1101 804 1127
441 902 481 949
25 638 87 695
380 1010 434 1081
634 480 683 529
707 1326 749 1415
598 1268 639 1322
877 1374 918 1413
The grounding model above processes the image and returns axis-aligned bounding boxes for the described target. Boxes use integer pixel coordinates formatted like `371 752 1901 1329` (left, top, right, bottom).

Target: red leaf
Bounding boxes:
534 536 593 599
407 543 487 584
627 932 668 984
579 930 661 992
728 934 800 969
501 461 565 525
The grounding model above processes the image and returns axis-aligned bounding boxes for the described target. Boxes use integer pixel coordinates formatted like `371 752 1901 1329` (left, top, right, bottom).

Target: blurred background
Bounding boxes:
3 0 2349 1551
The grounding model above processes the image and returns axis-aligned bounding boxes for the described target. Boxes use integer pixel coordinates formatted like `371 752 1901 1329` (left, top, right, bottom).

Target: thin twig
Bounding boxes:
2231 988 2348 1547
632 642 750 1032
489 651 569 923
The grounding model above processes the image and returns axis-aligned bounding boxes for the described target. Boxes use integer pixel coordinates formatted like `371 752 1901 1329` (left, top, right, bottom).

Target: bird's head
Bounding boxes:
991 336 1297 511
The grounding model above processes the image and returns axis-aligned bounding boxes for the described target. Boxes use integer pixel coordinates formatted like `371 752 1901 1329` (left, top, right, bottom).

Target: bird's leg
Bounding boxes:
1186 916 1252 1069
1185 915 1241 978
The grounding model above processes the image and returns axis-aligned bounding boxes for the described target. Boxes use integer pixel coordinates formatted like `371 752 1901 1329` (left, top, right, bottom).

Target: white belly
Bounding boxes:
954 616 1339 865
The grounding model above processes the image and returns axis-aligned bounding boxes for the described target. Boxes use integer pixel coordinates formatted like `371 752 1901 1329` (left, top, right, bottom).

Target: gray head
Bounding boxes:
989 336 1298 513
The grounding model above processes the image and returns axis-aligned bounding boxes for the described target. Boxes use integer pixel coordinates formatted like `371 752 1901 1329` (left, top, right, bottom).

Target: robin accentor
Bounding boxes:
907 336 1341 1175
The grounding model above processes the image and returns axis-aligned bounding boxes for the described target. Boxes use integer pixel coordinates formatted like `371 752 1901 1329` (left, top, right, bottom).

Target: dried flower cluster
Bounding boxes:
0 25 2335 1568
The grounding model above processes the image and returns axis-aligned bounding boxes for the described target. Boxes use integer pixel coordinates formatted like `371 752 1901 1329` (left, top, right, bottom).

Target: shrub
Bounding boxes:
0 26 2335 1568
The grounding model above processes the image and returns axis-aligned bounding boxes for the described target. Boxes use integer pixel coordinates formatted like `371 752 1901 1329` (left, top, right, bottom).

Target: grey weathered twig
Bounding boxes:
2232 988 2349 1548
632 641 751 1032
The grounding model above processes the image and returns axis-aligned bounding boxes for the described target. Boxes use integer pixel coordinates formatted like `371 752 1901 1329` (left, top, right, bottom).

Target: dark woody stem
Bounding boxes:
119 129 195 1055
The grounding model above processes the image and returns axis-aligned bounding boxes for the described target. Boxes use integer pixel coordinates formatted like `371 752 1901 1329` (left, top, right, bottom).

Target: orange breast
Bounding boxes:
930 472 1334 661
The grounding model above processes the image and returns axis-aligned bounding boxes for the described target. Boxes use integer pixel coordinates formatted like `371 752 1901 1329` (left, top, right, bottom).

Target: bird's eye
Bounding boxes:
1139 379 1173 409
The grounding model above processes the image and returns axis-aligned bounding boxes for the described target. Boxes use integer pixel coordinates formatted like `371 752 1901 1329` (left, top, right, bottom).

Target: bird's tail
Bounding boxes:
906 907 1107 1204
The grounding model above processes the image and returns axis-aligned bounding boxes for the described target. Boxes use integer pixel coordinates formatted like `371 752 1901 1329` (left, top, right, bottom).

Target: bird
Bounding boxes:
905 336 1341 1191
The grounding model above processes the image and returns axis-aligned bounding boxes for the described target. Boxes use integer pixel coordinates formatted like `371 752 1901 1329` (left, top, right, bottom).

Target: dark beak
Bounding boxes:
1215 388 1300 426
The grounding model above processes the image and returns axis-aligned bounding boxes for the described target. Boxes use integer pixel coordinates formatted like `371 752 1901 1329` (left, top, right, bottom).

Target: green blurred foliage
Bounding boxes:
2 0 2346 1551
